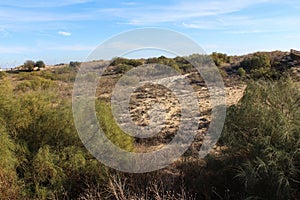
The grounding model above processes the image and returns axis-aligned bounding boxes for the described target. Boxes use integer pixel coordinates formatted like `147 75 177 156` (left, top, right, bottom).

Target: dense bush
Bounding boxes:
174 56 190 70
69 61 81 68
15 76 55 92
0 75 134 199
240 53 271 73
111 57 143 67
221 79 300 199
96 101 134 151
114 64 133 74
0 71 6 79
146 56 181 72
22 60 46 71
237 67 246 77
39 66 77 82
35 60 46 69
23 60 36 71
238 53 286 79
211 52 231 66
0 121 19 199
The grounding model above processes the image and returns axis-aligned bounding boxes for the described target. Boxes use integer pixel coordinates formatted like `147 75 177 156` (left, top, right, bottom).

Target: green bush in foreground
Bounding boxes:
0 121 19 199
0 78 111 199
221 78 300 199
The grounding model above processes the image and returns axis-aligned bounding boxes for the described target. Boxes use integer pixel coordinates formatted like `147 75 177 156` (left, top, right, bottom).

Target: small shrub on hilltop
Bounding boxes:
35 60 46 69
240 53 271 73
22 60 46 71
146 56 181 72
23 60 36 71
111 57 143 67
211 52 232 66
69 61 81 68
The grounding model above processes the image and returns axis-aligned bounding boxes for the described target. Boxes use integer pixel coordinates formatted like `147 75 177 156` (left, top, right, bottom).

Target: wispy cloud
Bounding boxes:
180 12 300 35
0 0 93 8
0 8 92 22
182 21 224 30
58 31 72 36
99 0 273 25
98 0 300 38
121 1 138 6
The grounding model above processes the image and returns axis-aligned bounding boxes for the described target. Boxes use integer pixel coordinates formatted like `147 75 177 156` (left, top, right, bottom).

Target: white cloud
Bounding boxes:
58 31 72 36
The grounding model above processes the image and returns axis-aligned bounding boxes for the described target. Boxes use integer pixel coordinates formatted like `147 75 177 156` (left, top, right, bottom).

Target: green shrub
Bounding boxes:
31 146 64 199
15 76 55 92
237 67 246 77
53 66 77 82
240 53 271 73
39 70 55 80
0 78 109 199
221 79 300 199
239 53 277 80
23 60 35 71
0 121 19 199
111 57 143 67
96 100 134 151
69 61 81 68
211 52 231 66
115 63 133 74
0 71 7 79
146 56 181 72
35 60 46 69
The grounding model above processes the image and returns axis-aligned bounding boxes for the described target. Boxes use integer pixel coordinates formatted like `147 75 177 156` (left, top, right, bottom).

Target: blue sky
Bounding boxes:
1 0 300 67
